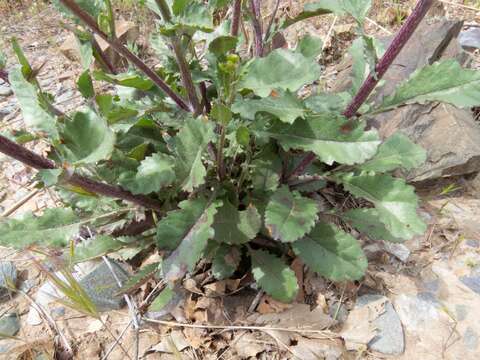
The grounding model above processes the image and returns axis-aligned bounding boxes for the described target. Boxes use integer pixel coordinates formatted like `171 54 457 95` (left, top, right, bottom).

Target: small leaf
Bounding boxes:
265 186 318 243
236 126 250 147
282 1 334 28
11 37 32 78
262 115 380 165
360 133 426 172
162 199 221 282
211 103 232 125
292 222 367 281
77 71 94 99
61 108 115 164
340 173 427 240
208 36 238 57
119 153 175 195
148 286 174 312
376 60 480 111
239 49 321 97
72 235 127 263
341 0 372 24
232 91 307 124
213 201 261 245
9 67 59 139
211 244 241 280
39 169 63 186
295 35 323 59
0 208 80 248
116 262 161 295
343 208 402 242
174 117 215 192
93 71 154 91
250 249 298 303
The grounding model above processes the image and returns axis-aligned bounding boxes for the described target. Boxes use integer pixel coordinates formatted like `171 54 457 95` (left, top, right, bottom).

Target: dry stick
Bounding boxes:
59 0 190 112
154 0 201 114
231 0 242 36
0 135 163 211
287 0 434 179
249 0 264 57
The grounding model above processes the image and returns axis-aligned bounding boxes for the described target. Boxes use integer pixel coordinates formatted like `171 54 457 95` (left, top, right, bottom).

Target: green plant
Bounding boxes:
0 0 475 305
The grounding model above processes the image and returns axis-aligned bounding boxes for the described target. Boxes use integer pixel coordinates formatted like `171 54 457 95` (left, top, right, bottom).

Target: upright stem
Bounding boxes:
343 0 433 118
249 0 264 57
155 0 201 114
288 0 434 179
231 0 242 37
59 0 190 112
0 135 163 211
264 0 280 42
104 0 117 39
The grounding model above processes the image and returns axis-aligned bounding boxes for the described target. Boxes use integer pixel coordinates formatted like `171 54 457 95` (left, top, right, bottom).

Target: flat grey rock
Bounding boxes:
0 85 12 97
0 313 20 336
0 261 17 302
356 294 405 355
79 261 129 312
459 27 480 50
461 275 480 295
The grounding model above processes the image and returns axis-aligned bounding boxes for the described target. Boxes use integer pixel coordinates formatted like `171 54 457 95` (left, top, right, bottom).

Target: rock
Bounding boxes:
0 261 17 302
0 84 12 97
459 27 480 51
0 313 20 336
335 19 480 181
355 295 404 355
60 20 139 68
79 261 129 311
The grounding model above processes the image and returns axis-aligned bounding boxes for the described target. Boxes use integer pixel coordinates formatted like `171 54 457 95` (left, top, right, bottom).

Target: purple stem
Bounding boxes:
343 0 433 118
59 0 190 112
249 0 264 57
231 0 242 37
287 0 434 180
264 0 280 42
0 135 163 211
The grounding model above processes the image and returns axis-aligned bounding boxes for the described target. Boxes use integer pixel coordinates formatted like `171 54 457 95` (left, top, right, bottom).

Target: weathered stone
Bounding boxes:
0 313 20 336
0 261 17 302
459 27 480 51
356 295 405 355
0 84 12 97
60 20 139 67
79 261 129 311
328 300 348 323
335 19 480 181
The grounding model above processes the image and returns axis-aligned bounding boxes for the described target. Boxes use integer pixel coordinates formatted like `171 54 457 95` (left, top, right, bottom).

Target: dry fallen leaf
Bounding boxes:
257 295 292 314
340 297 387 351
233 332 265 358
151 330 190 353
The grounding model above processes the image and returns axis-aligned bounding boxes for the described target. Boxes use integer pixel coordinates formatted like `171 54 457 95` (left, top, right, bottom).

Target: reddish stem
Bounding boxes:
288 0 434 180
59 0 190 112
0 135 163 211
343 0 434 118
231 0 242 37
249 0 264 57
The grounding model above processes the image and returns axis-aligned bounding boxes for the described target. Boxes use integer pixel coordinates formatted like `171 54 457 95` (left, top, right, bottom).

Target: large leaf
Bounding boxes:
61 108 115 164
9 67 58 139
251 145 283 193
340 173 427 240
213 201 261 245
119 153 176 195
262 115 380 165
232 91 307 124
116 262 161 295
292 223 367 281
265 186 318 243
360 133 426 172
161 199 221 282
211 244 241 280
376 60 480 111
0 208 79 248
174 118 215 192
239 49 321 97
295 35 323 60
341 0 372 23
343 208 401 242
250 249 298 303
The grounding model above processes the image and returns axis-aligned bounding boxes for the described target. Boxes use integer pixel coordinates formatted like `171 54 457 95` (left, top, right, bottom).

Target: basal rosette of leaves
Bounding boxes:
0 0 472 306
